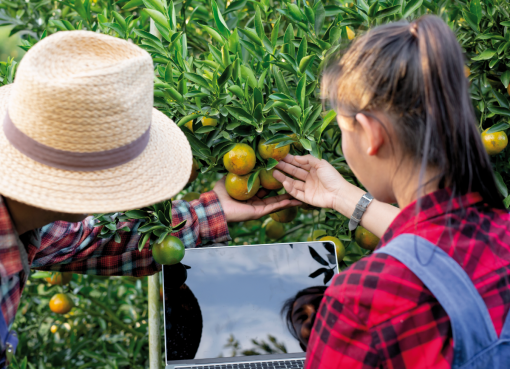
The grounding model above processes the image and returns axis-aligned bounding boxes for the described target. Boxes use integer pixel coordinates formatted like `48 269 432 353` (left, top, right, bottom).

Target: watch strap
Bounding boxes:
348 192 374 232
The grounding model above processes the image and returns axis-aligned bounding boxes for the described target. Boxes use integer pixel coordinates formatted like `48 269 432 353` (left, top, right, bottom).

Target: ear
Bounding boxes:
355 113 385 156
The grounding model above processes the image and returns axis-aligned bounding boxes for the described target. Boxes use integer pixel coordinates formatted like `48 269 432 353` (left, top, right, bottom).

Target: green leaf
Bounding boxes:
501 71 510 89
368 1 379 18
122 0 144 9
134 29 161 43
493 89 510 109
299 138 312 151
501 21 510 27
164 63 173 84
183 72 212 91
30 271 53 279
143 0 166 14
255 7 265 40
138 232 151 251
211 0 231 39
104 22 125 37
226 106 255 124
314 1 325 36
274 68 291 96
238 28 262 45
470 0 482 24
218 64 233 87
264 134 294 145
296 37 307 64
488 106 510 117
274 107 299 134
319 110 337 136
195 126 216 133
494 171 508 198
241 65 258 88
177 114 201 127
376 5 401 18
144 9 169 31
504 195 510 209
201 24 225 44
486 122 510 134
247 169 261 193
228 85 245 99
288 105 302 118
462 10 479 32
304 104 322 133
296 74 306 109
125 210 148 219
266 158 279 170
471 49 496 61
403 0 423 19
299 55 315 74
271 17 281 51
167 87 183 103
74 0 89 23
288 3 303 21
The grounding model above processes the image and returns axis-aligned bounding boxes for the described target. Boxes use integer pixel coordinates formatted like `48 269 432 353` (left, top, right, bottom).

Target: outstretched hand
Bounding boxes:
213 177 302 223
273 154 347 210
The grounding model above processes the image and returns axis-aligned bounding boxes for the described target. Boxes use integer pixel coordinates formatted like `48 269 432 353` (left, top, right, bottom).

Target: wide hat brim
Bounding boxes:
0 84 193 214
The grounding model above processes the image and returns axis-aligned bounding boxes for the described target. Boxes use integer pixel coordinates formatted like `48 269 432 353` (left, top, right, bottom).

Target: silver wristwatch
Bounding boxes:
348 192 374 232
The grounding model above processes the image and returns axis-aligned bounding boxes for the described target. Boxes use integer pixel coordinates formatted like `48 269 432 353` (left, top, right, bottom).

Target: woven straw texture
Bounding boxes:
0 31 192 214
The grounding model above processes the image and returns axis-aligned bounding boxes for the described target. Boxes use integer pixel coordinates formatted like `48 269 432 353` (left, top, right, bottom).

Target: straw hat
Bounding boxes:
0 31 192 214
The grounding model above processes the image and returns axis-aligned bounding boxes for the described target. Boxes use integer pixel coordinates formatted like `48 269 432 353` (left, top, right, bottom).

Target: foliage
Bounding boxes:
12 274 160 368
0 0 509 366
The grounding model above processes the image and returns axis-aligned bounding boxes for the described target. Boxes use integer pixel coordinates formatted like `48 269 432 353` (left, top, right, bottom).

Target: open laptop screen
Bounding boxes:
163 241 338 365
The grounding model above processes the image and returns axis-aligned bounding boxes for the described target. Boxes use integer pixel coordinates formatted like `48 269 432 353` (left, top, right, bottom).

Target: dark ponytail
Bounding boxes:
323 15 504 209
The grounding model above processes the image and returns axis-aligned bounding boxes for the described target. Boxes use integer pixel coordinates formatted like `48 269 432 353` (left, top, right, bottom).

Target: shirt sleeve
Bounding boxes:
305 283 380 369
30 191 231 277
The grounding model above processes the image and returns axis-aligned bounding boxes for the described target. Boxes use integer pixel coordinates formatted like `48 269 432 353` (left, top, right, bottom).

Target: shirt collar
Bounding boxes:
379 188 484 248
0 196 33 278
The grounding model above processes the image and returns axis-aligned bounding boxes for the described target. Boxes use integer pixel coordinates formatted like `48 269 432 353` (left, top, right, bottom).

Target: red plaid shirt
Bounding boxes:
0 192 230 328
306 189 510 368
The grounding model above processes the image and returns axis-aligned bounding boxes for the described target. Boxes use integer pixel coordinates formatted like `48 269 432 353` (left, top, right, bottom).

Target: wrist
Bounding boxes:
332 182 365 218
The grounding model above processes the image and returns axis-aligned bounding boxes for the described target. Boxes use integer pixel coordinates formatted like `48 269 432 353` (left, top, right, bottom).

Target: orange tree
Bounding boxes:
0 0 509 367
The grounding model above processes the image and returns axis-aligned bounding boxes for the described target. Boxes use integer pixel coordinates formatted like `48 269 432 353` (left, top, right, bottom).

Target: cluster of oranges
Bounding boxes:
45 272 74 315
223 139 290 200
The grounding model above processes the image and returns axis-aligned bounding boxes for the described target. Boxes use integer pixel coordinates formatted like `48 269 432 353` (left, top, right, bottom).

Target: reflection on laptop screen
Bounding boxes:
163 242 337 364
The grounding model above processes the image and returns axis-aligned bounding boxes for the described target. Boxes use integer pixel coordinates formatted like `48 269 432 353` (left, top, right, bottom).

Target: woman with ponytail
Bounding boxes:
274 15 510 368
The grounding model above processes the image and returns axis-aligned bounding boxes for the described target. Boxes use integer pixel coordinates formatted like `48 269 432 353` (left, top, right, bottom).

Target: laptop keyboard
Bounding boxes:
178 359 305 369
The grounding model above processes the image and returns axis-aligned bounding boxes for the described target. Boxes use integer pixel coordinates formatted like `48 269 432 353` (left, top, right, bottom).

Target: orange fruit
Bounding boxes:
481 129 508 156
50 325 58 334
49 293 74 315
152 235 185 265
223 143 256 175
270 207 298 223
464 66 471 78
225 172 260 200
45 272 72 286
260 168 283 190
182 192 201 201
346 26 355 40
188 158 200 184
265 220 285 240
307 229 327 241
184 120 193 132
258 139 290 161
354 226 380 251
320 236 345 261
202 117 218 126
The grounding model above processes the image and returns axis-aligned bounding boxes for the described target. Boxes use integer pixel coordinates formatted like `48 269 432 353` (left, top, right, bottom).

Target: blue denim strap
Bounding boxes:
375 234 498 366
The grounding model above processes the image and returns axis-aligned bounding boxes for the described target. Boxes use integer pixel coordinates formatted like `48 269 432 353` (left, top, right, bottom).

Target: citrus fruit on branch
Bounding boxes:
265 220 285 240
481 129 508 156
223 143 256 175
49 293 74 315
225 172 260 201
354 226 380 251
45 272 72 286
270 207 298 223
258 139 290 161
320 236 346 262
152 235 185 265
94 199 188 265
260 168 283 190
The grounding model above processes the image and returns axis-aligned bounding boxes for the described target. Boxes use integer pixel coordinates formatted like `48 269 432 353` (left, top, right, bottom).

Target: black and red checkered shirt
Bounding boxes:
305 189 510 368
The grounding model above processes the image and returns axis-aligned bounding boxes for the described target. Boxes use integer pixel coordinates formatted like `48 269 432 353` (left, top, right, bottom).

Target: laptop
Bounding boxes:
162 241 339 369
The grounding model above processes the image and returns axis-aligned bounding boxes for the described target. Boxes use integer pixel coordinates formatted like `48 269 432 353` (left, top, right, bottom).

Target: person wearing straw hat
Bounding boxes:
0 31 300 365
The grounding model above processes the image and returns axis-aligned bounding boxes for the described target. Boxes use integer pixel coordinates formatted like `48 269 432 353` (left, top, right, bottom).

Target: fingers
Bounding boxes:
281 154 320 171
275 160 309 181
271 173 307 203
